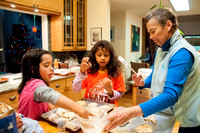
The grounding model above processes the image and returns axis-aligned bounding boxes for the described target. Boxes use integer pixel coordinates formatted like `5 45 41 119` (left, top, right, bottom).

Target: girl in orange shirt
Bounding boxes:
73 40 126 106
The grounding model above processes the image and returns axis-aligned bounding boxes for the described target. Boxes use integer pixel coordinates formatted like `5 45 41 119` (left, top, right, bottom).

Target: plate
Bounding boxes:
0 78 8 83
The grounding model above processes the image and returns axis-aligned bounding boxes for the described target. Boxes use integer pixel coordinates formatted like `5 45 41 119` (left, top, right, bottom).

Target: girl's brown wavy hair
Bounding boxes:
88 40 122 78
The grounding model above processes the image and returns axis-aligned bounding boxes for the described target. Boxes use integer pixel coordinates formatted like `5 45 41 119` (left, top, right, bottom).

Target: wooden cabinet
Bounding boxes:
49 76 85 101
51 0 87 51
49 78 66 95
37 0 62 13
0 89 19 110
2 0 62 14
4 0 33 7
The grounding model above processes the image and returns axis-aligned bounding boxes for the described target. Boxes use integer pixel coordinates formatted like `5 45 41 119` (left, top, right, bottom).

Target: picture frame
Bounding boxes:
90 27 102 45
111 26 115 42
131 25 140 52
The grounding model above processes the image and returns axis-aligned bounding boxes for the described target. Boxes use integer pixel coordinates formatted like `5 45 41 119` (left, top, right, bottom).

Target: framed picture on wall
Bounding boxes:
90 27 102 45
131 25 140 52
111 26 115 42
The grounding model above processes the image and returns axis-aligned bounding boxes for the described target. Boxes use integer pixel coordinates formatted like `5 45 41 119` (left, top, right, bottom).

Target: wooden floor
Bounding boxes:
118 89 133 107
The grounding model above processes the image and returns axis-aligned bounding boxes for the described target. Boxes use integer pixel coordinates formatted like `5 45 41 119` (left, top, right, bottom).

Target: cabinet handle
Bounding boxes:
9 96 16 101
56 84 60 88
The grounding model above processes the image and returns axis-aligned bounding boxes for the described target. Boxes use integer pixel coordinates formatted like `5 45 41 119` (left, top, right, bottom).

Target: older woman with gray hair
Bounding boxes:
104 8 200 133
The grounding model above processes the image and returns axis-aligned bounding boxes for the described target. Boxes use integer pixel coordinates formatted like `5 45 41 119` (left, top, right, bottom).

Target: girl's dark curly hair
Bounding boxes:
88 40 121 78
18 49 51 95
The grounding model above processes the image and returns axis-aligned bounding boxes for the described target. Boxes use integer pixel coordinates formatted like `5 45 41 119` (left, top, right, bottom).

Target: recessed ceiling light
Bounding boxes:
170 0 189 11
11 4 16 8
35 9 39 12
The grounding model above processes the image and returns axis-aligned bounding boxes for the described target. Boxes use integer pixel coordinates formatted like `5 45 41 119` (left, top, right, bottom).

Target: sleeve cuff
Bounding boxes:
106 90 122 100
78 71 87 80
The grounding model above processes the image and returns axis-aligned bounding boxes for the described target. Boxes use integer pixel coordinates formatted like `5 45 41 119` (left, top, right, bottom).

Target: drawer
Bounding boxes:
136 88 151 98
66 76 75 87
49 79 66 91
0 90 19 109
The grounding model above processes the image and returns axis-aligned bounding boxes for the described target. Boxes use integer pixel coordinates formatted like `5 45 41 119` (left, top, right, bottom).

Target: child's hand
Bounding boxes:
15 112 23 129
132 74 144 87
48 103 55 111
80 57 91 74
79 107 94 119
101 78 114 97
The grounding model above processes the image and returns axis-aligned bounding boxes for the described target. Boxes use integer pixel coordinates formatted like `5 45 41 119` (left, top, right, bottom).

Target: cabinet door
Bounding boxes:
37 0 62 13
51 0 87 51
65 88 81 101
76 0 87 50
0 90 19 110
65 76 82 101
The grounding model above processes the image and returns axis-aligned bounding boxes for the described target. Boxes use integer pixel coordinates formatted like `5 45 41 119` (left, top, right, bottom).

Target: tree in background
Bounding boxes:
6 13 32 73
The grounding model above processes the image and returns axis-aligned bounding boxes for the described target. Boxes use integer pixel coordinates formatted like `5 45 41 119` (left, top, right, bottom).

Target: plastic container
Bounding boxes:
54 59 59 69
57 120 65 133
77 110 107 133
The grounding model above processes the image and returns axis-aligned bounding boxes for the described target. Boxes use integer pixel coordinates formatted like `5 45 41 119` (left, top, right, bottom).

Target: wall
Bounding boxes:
178 15 200 35
110 11 126 80
87 0 110 50
125 11 143 80
111 11 126 58
111 10 143 91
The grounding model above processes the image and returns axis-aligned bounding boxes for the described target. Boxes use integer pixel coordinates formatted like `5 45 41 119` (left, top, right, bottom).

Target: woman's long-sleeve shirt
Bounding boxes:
139 38 194 117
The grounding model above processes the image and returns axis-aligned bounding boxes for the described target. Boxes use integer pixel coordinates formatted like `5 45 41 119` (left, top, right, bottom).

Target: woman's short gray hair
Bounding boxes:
145 8 178 33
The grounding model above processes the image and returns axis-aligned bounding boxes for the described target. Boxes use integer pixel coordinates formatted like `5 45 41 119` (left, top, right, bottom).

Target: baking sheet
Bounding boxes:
41 99 115 132
79 98 115 113
41 108 81 132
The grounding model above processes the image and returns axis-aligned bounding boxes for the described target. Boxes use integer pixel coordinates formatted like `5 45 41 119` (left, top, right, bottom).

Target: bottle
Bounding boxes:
54 59 59 69
57 120 65 133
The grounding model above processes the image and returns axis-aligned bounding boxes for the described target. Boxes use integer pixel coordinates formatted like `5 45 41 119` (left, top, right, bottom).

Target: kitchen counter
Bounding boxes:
0 73 76 93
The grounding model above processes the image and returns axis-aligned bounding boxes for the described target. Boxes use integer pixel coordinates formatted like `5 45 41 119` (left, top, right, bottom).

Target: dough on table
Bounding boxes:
87 102 98 108
62 112 77 120
54 117 68 123
134 124 153 133
144 115 157 125
56 108 67 117
47 113 58 121
99 105 110 111
88 107 104 117
76 100 86 107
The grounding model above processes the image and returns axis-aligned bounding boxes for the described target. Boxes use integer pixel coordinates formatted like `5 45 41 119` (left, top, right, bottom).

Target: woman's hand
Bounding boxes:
132 74 145 87
101 78 113 97
80 57 91 74
104 106 143 132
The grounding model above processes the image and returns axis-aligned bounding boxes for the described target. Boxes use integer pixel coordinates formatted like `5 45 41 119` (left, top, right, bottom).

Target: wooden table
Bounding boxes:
39 120 107 133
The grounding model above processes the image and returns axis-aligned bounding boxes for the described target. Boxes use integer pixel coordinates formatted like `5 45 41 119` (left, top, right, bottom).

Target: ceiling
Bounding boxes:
110 0 200 17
